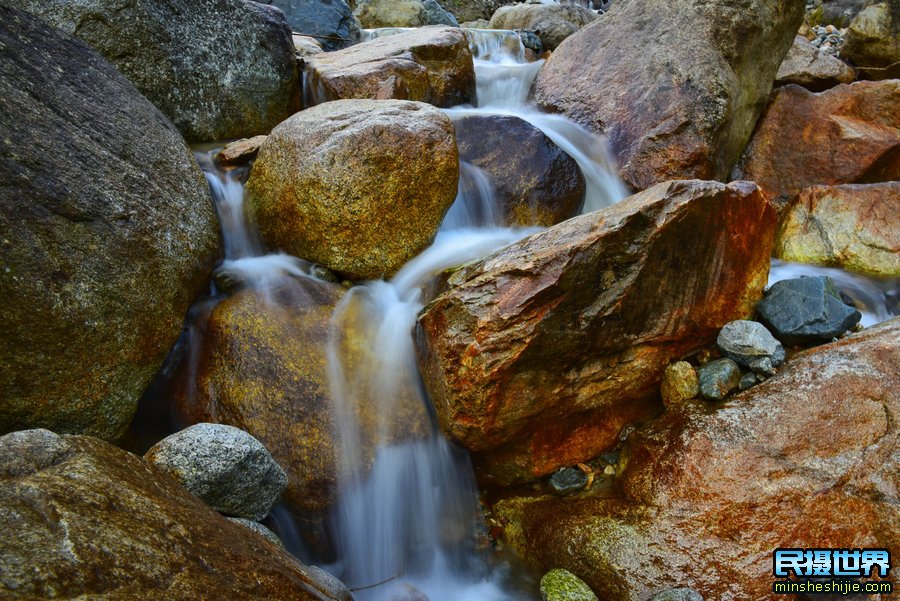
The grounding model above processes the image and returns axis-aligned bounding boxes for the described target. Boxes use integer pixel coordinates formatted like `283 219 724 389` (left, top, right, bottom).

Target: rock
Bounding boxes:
0 429 340 600
216 136 269 167
0 7 220 441
732 80 900 210
807 0 868 27
516 29 544 54
145 424 288 521
775 35 856 91
304 566 354 601
461 18 492 27
261 0 360 51
775 182 900 277
549 467 589 496
697 358 742 401
842 0 900 79
489 4 597 50
660 362 700 406
440 0 509 22
304 26 475 107
228 517 284 547
247 100 458 280
758 276 862 345
415 180 777 487
533 0 804 191
355 0 458 27
738 371 760 390
716 320 785 376
453 114 585 226
9 0 300 143
540 568 599 601
650 589 704 601
293 34 325 57
491 318 900 600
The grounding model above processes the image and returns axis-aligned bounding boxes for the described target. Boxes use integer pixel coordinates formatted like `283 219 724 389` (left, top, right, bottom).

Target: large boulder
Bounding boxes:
247 100 458 280
438 0 510 22
492 318 900 600
733 80 900 210
842 0 900 79
775 35 856 91
303 26 475 107
488 3 597 50
453 114 585 226
775 182 900 277
354 0 458 28
806 0 869 27
0 7 220 441
7 0 300 142
415 180 778 487
532 0 805 190
261 0 361 51
0 429 341 600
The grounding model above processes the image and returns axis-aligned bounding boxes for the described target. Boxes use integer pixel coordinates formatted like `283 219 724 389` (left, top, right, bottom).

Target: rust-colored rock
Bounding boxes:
775 182 900 277
532 0 804 190
303 26 475 107
415 180 777 487
0 429 340 600
733 80 900 209
492 318 900 600
216 135 268 166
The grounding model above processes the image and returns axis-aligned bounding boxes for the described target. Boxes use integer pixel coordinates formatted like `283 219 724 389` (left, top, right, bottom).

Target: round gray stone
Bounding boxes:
550 467 589 496
717 320 785 376
698 358 742 401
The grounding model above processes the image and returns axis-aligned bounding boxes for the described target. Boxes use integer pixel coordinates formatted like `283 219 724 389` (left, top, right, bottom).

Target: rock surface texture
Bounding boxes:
842 0 900 79
355 0 459 28
775 35 856 91
262 0 361 51
0 7 220 441
757 276 862 345
489 3 597 50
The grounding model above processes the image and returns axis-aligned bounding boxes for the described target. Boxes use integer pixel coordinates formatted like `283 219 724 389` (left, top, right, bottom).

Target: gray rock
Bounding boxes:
540 568 599 601
698 358 742 401
0 6 220 441
717 320 785 376
739 371 761 391
0 429 72 478
145 424 288 521
516 29 544 54
842 0 900 80
262 0 361 51
425 0 460 26
758 276 862 346
227 517 284 547
355 0 458 28
303 566 353 601
8 0 300 142
489 3 597 50
776 35 856 91
651 588 704 601
550 467 589 495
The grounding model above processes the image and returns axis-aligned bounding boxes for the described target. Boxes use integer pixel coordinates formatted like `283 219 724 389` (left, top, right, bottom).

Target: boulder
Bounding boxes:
294 34 326 56
8 0 300 143
540 568 599 601
775 182 900 277
806 0 868 27
488 3 597 50
453 114 585 226
247 100 458 280
303 26 475 107
696 358 742 401
491 318 900 600
0 429 341 600
732 80 900 210
262 0 360 51
440 0 509 22
716 320 785 375
775 35 856 91
533 0 804 190
216 136 268 167
228 517 285 547
145 424 288 521
757 276 862 345
355 0 458 28
415 180 778 487
0 7 220 441
842 0 900 80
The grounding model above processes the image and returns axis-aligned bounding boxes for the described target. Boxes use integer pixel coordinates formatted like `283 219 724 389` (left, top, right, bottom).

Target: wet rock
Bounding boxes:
533 0 804 190
228 517 284 547
416 180 777 487
842 0 900 79
304 566 353 601
216 136 268 167
261 0 360 51
304 27 475 107
293 34 325 57
0 7 220 441
0 430 339 600
355 0 458 27
758 276 862 345
145 424 288 521
732 80 900 210
540 568 599 601
492 319 900 600
550 467 589 496
776 35 856 91
660 362 700 406
738 371 761 390
697 358 742 401
651 589 704 601
716 320 785 376
247 100 458 280
453 114 585 226
489 4 597 50
775 183 900 278
8 0 299 143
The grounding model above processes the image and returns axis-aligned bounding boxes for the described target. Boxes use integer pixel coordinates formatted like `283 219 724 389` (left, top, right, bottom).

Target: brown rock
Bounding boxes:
453 113 585 226
533 0 804 191
775 182 900 277
303 26 475 107
488 3 597 50
492 318 900 600
216 135 268 166
842 0 900 80
775 35 856 91
246 100 458 280
415 180 778 487
0 429 340 600
733 80 900 210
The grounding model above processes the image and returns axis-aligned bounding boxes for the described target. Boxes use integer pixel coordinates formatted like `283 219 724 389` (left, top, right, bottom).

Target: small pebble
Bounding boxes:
549 467 589 496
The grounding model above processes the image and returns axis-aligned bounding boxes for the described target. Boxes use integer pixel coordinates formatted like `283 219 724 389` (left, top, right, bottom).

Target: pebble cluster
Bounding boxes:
809 24 845 55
